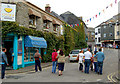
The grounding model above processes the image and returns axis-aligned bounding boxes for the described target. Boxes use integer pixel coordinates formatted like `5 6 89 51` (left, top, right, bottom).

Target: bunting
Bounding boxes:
84 0 118 23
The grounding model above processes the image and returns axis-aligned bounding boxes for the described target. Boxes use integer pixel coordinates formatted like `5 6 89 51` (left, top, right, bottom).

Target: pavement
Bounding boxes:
6 62 52 75
5 56 69 75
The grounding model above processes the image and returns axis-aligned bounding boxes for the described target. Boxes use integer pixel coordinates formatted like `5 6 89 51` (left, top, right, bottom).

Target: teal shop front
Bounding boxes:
3 34 47 70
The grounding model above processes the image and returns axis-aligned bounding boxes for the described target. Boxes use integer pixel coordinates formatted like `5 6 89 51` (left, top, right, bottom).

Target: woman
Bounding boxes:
93 51 98 73
51 49 58 73
57 50 65 76
77 50 84 72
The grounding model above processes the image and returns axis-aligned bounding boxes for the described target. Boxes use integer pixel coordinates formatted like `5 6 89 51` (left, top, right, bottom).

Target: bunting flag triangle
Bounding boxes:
110 3 113 7
106 6 108 9
99 12 101 16
95 15 97 18
79 23 81 26
90 18 91 21
73 25 75 27
115 0 117 4
81 22 82 25
103 9 105 13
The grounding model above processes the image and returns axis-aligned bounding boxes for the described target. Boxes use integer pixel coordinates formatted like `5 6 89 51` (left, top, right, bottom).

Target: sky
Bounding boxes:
26 0 120 28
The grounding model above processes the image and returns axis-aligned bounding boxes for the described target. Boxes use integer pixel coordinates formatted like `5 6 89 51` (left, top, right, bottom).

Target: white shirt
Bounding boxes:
78 53 84 63
84 51 92 59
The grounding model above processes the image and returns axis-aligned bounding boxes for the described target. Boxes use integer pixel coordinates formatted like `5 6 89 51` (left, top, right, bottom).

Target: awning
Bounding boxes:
29 9 41 17
52 19 60 25
25 36 47 48
42 15 52 21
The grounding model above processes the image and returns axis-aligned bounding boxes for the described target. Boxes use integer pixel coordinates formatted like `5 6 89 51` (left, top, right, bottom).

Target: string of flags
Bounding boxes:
65 22 83 28
84 0 118 23
65 22 83 32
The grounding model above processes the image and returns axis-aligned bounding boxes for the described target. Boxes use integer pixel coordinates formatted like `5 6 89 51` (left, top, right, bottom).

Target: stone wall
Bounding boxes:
16 2 29 28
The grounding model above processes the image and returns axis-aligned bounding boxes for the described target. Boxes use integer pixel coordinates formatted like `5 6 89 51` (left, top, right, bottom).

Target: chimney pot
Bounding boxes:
45 4 51 13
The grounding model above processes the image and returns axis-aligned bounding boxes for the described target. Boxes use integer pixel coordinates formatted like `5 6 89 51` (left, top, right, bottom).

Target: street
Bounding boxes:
2 48 119 82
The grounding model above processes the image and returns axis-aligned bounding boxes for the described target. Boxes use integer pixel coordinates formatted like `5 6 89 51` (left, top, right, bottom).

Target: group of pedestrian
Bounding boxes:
0 46 105 79
77 46 105 75
51 49 66 76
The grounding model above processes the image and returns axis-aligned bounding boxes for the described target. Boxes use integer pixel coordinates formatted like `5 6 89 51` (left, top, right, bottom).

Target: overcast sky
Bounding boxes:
26 0 119 28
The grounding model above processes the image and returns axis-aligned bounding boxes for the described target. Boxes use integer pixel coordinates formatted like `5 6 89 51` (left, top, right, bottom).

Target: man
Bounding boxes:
1 48 9 79
84 48 92 74
34 49 42 72
94 48 105 75
94 45 98 54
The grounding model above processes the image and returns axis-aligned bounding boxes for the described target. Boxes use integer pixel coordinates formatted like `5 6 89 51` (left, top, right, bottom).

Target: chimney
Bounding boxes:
45 4 51 13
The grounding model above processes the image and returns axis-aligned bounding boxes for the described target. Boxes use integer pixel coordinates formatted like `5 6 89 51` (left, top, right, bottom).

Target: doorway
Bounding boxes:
4 41 13 66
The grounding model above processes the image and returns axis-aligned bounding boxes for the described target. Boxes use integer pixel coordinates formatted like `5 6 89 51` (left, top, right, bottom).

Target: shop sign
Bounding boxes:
1 3 16 21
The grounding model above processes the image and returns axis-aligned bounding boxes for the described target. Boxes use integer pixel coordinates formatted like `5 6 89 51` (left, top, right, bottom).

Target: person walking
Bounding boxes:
100 47 104 52
94 48 105 75
57 50 65 76
94 45 98 54
34 49 42 72
51 49 58 73
77 50 84 72
93 51 98 73
84 48 92 74
1 48 9 79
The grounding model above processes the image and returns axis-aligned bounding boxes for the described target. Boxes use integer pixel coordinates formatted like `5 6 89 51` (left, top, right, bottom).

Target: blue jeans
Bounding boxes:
52 61 57 73
84 59 91 73
94 62 98 73
97 61 103 74
35 60 42 72
1 64 6 79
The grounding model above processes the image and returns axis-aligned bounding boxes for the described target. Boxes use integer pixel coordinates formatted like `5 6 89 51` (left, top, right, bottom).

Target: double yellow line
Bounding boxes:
107 72 118 83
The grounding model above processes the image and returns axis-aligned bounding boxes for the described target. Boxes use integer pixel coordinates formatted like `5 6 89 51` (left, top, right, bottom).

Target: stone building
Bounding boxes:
98 14 120 48
1 0 64 70
87 27 95 50
2 0 63 36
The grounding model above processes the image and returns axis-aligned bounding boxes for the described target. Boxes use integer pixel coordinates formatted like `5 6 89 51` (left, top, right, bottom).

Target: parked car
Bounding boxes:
106 44 113 48
69 49 80 62
69 48 87 62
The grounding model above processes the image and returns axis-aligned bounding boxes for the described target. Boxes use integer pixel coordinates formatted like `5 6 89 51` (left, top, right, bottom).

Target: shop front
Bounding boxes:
2 33 47 70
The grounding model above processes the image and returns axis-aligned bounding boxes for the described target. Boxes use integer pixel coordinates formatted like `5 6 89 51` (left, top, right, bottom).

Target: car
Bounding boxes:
69 49 81 62
69 48 87 62
106 44 113 48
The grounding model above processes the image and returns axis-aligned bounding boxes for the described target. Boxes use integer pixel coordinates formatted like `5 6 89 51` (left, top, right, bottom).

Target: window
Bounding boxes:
29 15 36 26
104 26 106 28
104 34 106 37
95 38 97 42
91 32 95 35
98 37 101 42
98 29 100 33
53 24 58 31
109 24 112 27
43 20 50 29
117 31 119 35
109 33 112 36
92 37 93 40
24 47 37 62
95 32 97 35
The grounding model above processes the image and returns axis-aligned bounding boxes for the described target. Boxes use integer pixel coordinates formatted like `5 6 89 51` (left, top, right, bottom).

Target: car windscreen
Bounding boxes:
70 51 79 54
